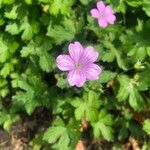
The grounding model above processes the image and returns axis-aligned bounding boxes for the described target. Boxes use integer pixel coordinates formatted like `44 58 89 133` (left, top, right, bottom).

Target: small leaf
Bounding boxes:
47 19 75 44
79 0 91 5
126 0 143 7
39 54 55 72
20 17 33 41
99 71 117 84
5 23 20 35
143 0 150 17
4 5 18 19
0 40 9 63
143 119 150 135
92 109 114 141
43 126 66 143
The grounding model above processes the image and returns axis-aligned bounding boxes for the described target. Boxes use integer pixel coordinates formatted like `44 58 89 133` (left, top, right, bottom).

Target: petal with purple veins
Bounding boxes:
67 70 86 87
69 41 84 63
97 1 106 13
90 9 99 18
105 6 114 15
56 55 74 71
81 46 99 64
106 15 116 24
98 18 108 28
85 64 102 80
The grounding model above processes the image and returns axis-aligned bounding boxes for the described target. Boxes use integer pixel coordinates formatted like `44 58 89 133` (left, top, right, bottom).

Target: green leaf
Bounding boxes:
102 51 115 62
0 62 14 77
143 119 150 135
143 0 150 16
13 75 50 114
147 46 150 57
115 51 128 71
0 111 20 131
20 17 33 41
103 41 127 70
55 74 69 89
117 75 130 101
112 0 127 14
0 40 9 63
43 126 66 143
39 53 55 72
117 75 145 110
4 5 18 19
71 91 100 122
49 0 74 16
128 87 144 111
99 71 117 84
86 107 98 122
2 0 15 5
99 123 114 141
79 0 92 5
20 42 35 57
25 0 32 4
126 0 143 7
128 46 147 63
136 67 150 91
47 19 75 44
74 102 86 120
5 23 20 35
38 0 49 3
92 109 114 141
43 126 70 150
70 98 82 108
0 16 5 26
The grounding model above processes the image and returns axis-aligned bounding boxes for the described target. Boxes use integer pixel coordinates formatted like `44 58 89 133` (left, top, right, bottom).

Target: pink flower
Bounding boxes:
90 1 116 28
56 41 102 87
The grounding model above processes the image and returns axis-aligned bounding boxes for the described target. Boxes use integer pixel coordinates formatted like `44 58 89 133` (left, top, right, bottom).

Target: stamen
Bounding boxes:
75 63 82 70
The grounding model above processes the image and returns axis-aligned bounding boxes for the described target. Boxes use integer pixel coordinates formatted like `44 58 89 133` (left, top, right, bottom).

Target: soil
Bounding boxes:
0 107 51 150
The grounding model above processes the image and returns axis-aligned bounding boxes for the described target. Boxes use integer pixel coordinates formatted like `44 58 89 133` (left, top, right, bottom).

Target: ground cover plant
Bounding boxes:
0 0 150 149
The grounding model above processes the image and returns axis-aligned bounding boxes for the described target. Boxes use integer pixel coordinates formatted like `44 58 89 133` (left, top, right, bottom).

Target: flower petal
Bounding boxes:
67 70 86 87
85 64 102 80
97 1 106 13
56 55 74 71
98 18 108 28
106 14 116 24
81 46 99 64
105 6 114 15
69 41 84 63
90 9 99 18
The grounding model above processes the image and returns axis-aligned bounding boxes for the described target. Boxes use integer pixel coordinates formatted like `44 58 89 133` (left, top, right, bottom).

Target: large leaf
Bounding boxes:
117 75 145 110
92 109 114 141
71 91 100 122
47 19 75 44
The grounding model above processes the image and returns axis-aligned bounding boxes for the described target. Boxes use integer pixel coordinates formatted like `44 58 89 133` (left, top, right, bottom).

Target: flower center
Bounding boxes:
99 12 106 19
74 63 82 70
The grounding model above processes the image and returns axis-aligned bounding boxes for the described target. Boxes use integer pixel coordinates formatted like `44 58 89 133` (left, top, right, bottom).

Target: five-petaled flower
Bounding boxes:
90 1 116 28
56 41 102 87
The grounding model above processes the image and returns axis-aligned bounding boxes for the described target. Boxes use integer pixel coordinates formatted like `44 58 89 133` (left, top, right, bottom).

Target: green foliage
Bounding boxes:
43 117 80 150
0 0 150 149
92 109 114 141
49 0 75 16
117 75 145 110
143 119 150 135
0 110 20 131
12 74 50 115
47 18 76 44
71 91 101 122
